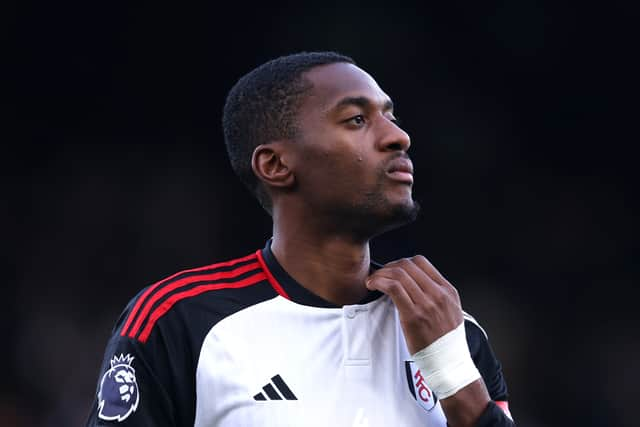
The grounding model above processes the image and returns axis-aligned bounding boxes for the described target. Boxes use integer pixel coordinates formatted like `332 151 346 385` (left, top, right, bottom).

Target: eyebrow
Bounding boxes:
331 96 394 113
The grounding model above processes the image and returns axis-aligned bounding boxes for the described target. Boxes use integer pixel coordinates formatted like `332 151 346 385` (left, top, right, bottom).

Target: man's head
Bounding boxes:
222 52 355 213
223 51 418 238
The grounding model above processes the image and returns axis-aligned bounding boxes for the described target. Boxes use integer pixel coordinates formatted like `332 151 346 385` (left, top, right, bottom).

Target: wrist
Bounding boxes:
411 322 481 399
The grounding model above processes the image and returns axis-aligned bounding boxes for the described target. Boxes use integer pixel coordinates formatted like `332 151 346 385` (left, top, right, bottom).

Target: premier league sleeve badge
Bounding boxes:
97 353 140 422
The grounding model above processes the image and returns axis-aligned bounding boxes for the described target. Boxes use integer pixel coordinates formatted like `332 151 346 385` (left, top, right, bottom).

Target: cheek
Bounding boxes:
300 157 362 195
295 135 377 191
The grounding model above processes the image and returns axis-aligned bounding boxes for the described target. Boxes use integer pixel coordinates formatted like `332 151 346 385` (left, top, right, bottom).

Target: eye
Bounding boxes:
390 115 402 126
346 115 366 127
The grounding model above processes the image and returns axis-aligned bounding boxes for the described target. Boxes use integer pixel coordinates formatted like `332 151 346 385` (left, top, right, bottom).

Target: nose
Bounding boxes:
377 117 411 152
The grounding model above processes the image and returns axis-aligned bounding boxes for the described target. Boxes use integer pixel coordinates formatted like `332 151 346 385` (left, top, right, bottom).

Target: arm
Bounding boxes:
366 256 514 427
84 289 192 427
439 380 514 427
85 335 176 427
439 380 490 426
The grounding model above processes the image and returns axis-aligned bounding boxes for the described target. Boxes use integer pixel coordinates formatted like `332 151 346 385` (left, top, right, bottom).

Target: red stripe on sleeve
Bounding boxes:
255 250 290 299
120 253 257 337
126 261 260 338
137 272 267 343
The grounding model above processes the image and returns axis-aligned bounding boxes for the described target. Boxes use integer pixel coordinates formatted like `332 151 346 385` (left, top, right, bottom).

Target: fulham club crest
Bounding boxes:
404 361 438 412
97 353 140 421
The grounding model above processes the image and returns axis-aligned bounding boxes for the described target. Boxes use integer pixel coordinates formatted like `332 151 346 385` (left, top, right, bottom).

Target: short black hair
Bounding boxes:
222 51 355 214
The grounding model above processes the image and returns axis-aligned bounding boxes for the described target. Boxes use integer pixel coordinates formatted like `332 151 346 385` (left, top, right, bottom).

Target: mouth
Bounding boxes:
386 158 414 184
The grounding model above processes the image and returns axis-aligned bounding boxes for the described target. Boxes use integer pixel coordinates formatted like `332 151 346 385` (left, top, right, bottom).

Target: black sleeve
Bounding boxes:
474 401 516 427
84 333 177 427
464 317 509 402
463 314 515 425
84 289 197 427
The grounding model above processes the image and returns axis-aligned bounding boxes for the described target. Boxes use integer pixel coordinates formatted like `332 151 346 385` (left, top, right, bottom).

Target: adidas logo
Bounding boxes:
253 375 297 401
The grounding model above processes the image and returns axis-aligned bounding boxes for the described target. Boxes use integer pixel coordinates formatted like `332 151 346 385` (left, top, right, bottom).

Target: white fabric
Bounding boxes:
194 295 448 427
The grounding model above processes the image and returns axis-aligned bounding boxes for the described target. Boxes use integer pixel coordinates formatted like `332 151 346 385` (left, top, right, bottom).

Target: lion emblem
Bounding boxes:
97 353 140 421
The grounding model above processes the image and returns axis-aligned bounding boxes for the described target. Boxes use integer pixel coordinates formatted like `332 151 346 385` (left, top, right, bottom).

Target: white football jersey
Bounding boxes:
86 240 511 427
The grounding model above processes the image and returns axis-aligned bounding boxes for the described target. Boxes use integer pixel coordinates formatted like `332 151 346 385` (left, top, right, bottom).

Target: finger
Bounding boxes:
384 258 440 296
369 267 427 306
411 255 451 288
366 276 415 314
411 255 461 303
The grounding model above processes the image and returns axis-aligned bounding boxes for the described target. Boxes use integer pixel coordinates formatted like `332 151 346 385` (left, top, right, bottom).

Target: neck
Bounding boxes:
270 213 373 307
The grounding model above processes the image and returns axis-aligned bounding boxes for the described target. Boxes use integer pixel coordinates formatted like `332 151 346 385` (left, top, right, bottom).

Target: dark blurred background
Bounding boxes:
6 1 639 426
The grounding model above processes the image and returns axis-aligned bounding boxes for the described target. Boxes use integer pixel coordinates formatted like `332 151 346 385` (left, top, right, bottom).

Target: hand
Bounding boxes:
365 255 463 354
367 256 493 427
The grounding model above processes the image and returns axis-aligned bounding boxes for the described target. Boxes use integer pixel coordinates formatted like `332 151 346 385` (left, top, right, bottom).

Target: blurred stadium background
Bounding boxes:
6 1 638 426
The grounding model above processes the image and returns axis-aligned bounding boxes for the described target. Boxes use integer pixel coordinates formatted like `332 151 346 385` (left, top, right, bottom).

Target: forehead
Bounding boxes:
300 62 390 113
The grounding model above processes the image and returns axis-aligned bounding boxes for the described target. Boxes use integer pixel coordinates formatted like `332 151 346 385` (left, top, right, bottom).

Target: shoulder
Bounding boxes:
113 251 277 345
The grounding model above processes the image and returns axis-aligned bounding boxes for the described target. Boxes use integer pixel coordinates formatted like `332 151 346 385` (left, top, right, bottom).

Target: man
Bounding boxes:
86 51 514 426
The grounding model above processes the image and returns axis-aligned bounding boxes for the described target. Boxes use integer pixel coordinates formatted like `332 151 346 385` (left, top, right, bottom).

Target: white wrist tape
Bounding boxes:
411 322 481 399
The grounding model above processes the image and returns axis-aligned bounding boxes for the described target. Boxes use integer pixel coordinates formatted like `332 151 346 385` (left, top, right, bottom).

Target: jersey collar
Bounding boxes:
258 239 384 308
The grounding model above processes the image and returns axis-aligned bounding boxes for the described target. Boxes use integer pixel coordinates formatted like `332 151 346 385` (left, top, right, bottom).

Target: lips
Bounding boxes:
386 157 414 184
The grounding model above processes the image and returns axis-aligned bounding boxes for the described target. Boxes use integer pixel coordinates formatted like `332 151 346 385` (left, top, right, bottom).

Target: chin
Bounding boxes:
386 198 420 226
380 188 419 219
355 195 420 238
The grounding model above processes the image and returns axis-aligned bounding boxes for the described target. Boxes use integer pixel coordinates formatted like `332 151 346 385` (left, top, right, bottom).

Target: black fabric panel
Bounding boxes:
465 319 509 402
112 286 152 336
84 336 175 427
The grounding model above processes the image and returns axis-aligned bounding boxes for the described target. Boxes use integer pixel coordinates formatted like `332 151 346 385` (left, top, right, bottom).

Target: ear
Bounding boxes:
251 142 295 189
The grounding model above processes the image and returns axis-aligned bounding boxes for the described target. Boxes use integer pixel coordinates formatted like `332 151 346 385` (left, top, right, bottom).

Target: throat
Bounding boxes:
312 275 373 307
270 236 373 307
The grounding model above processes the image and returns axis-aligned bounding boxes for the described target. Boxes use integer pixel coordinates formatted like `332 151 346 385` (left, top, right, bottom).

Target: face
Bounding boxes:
290 62 419 237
